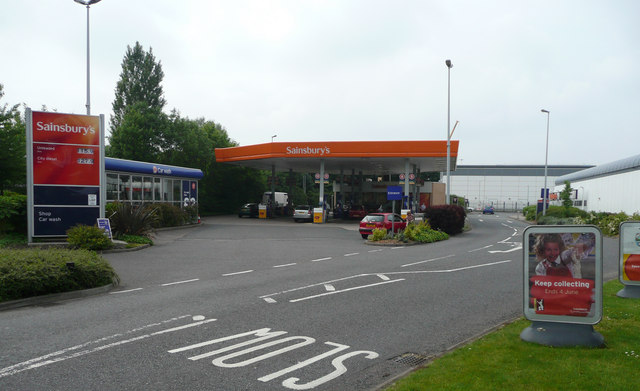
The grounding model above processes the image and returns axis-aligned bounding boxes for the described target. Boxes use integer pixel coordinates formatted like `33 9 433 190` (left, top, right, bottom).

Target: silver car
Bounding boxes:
293 205 313 222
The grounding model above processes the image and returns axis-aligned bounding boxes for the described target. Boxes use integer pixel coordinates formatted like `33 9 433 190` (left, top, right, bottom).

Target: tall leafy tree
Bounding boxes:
0 84 26 194
108 42 167 161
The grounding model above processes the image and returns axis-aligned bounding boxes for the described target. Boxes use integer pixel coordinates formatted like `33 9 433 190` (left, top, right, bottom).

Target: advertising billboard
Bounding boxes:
523 225 602 325
619 221 640 285
26 109 105 239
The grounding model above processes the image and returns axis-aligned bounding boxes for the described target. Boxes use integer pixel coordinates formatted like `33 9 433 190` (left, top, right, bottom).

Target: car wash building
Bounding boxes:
215 140 459 218
105 157 203 207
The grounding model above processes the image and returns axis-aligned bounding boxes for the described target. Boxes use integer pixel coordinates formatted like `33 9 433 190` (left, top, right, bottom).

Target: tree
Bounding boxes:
0 84 26 194
560 180 573 209
108 42 167 161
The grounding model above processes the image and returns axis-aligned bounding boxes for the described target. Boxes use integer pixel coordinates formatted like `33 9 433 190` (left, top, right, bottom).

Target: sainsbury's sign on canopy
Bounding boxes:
32 111 100 145
286 146 331 156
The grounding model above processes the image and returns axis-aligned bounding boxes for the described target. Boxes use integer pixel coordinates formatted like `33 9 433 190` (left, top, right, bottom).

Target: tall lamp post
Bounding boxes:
73 0 102 115
541 109 550 216
445 59 453 204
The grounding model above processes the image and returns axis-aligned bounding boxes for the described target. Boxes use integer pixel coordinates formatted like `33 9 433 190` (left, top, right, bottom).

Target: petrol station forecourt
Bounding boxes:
214 140 460 214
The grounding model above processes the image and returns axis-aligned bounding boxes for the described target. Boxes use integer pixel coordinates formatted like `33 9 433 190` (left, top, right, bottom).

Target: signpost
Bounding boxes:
521 225 604 347
96 218 112 240
26 109 105 241
617 221 640 298
387 186 402 234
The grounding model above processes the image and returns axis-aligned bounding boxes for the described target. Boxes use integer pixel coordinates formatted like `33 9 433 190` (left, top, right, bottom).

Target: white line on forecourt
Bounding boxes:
311 257 332 262
223 270 254 276
110 288 143 294
273 263 297 268
161 278 200 286
401 254 456 268
0 315 215 379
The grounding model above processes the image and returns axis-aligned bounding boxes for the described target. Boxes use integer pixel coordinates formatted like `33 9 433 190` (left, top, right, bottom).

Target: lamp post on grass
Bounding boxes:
445 59 453 204
541 109 550 216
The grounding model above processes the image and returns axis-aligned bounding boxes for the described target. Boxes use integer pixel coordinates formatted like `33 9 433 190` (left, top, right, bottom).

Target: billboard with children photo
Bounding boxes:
523 226 602 325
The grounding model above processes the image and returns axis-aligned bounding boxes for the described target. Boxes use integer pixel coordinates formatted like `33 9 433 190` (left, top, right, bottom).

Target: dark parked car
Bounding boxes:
482 205 495 214
238 203 259 218
358 213 406 239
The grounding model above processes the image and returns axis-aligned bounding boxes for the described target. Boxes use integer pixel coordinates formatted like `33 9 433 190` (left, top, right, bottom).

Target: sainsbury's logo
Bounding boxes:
36 121 95 136
286 146 331 156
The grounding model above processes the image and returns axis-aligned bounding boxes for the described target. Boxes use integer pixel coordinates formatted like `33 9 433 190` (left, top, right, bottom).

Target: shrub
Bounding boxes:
423 205 466 235
107 202 158 236
0 232 27 248
522 205 536 221
0 248 119 302
370 228 387 241
117 234 153 246
536 216 579 226
0 192 27 234
66 224 114 251
152 203 186 228
541 205 588 219
401 221 449 243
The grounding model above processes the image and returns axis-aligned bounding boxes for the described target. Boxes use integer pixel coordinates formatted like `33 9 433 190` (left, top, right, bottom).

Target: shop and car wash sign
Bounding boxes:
26 109 105 239
523 225 603 324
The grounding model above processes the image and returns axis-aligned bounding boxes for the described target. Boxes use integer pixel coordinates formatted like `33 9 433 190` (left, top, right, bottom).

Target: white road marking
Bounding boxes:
507 220 513 223
344 253 359 257
367 249 383 253
389 260 513 275
391 246 405 249
324 284 336 291
310 257 332 262
161 278 200 286
109 288 143 294
223 270 254 276
273 263 297 268
263 297 277 304
376 274 390 281
468 245 493 252
0 316 214 379
258 342 350 383
478 219 484 222
289 279 405 303
401 254 456 268
488 246 522 253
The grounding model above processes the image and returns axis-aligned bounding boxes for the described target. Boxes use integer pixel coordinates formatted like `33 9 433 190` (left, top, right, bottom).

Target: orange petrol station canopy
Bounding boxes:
215 140 459 174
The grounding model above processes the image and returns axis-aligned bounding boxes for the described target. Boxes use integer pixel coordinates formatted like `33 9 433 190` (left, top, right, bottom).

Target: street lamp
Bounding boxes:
73 0 102 115
541 109 550 216
271 134 277 142
445 59 453 204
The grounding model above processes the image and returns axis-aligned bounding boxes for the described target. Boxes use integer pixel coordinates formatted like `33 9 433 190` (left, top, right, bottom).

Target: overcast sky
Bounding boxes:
2 0 638 166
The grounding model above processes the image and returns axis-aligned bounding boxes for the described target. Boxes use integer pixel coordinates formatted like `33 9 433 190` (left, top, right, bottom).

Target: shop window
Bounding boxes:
132 176 143 201
119 175 131 201
154 178 161 201
173 180 181 206
107 173 118 201
143 177 153 201
163 178 172 202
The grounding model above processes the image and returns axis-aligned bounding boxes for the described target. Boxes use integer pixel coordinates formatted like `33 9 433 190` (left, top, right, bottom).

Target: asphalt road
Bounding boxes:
0 213 620 390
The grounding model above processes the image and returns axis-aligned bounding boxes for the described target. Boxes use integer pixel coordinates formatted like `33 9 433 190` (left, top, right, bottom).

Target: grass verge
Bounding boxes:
387 280 640 391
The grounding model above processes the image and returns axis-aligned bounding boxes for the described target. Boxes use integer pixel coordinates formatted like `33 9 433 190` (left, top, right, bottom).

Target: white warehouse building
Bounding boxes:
445 165 592 212
552 154 640 215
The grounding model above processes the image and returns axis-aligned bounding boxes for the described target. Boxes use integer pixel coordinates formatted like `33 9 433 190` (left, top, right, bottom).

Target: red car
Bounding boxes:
358 213 406 239
348 205 368 219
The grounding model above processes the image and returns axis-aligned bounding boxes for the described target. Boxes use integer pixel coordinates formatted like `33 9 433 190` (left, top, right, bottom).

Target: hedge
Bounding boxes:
0 248 119 302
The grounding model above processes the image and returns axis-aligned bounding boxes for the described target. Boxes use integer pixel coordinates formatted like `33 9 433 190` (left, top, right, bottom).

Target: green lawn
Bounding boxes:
387 280 640 391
